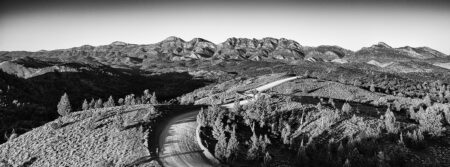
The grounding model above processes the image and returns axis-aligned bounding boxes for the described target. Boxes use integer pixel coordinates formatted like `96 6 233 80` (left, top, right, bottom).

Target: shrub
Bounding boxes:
50 119 63 130
86 117 98 130
113 111 125 131
5 129 17 141
94 159 115 167
0 159 13 167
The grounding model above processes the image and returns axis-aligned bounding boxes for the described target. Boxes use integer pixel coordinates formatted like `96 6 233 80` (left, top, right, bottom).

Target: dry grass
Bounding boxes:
0 105 159 167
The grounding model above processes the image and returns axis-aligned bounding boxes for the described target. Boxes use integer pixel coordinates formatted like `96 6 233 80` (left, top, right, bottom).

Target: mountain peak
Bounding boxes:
373 42 392 49
110 41 128 46
163 36 185 42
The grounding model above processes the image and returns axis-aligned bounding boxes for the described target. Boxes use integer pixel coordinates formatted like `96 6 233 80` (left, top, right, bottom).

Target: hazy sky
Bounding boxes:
0 0 449 54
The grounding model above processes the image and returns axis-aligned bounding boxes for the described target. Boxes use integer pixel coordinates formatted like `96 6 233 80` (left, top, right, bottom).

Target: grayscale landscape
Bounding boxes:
1 0 450 167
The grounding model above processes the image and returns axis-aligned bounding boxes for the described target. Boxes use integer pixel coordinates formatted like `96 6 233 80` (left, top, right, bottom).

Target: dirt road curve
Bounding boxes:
158 111 214 167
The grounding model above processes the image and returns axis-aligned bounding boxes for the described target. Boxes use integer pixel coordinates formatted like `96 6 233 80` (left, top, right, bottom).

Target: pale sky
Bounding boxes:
0 0 449 54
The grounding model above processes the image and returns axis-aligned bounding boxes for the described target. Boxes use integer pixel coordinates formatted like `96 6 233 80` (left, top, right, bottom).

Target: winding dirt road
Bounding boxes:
158 111 215 167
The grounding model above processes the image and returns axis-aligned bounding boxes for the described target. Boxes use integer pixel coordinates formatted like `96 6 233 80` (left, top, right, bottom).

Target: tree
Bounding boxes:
342 102 352 114
150 92 158 104
118 98 124 105
142 106 157 122
232 96 241 113
408 106 417 120
353 79 361 87
247 132 260 160
393 100 401 111
328 98 336 108
180 94 195 105
214 131 228 161
281 123 291 145
226 125 239 161
197 108 208 127
143 89 151 103
57 93 72 116
423 94 432 106
383 108 398 134
261 134 271 152
124 94 135 105
297 140 309 166
212 112 225 139
104 96 115 107
95 99 103 109
82 99 89 111
343 159 351 167
263 152 272 167
443 106 450 125
304 70 310 78
89 99 96 109
370 83 376 92
339 74 346 84
417 106 445 136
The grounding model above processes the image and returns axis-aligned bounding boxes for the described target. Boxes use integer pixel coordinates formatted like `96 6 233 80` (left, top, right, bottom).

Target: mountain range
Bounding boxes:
1 37 449 78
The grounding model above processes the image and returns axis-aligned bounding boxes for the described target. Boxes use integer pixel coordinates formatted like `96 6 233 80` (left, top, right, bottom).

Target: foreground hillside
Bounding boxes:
0 105 152 166
0 104 207 166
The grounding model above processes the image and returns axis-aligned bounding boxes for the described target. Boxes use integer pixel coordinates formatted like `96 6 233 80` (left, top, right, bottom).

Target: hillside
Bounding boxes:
0 105 157 166
189 74 450 166
0 104 207 166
